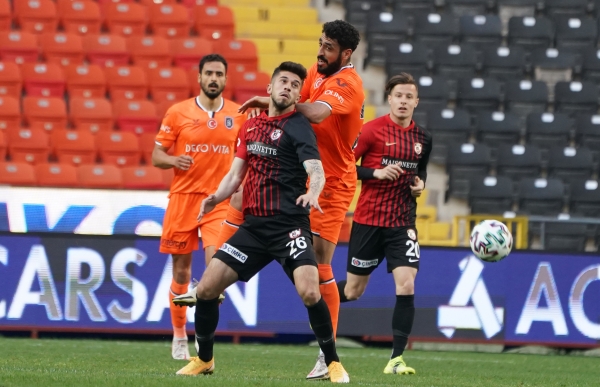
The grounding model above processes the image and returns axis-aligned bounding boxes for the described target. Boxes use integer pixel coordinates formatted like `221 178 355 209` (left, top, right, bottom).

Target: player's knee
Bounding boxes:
298 286 321 306
344 286 364 301
395 281 415 295
196 282 219 300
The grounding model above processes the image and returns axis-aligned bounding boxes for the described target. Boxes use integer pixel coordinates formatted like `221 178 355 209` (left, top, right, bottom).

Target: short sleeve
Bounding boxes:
289 116 321 163
155 108 179 149
235 123 248 160
299 65 316 103
315 76 361 115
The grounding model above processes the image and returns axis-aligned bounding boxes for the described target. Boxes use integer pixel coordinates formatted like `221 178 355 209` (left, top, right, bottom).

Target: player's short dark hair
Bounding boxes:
322 20 360 52
199 54 228 73
385 73 419 96
271 61 308 83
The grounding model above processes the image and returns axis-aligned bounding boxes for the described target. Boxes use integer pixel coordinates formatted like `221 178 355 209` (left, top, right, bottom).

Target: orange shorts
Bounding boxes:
310 174 357 244
160 193 229 255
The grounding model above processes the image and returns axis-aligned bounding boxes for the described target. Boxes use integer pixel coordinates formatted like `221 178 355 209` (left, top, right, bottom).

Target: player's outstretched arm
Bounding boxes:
199 157 248 221
296 159 325 213
295 102 331 124
151 144 193 170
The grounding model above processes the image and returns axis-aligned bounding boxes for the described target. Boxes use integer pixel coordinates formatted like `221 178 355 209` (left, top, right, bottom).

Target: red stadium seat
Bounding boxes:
40 33 85 67
128 36 172 70
77 164 123 188
8 128 50 164
104 2 148 37
60 0 102 36
0 31 39 64
182 0 219 7
0 96 21 131
96 131 141 166
0 129 6 160
0 0 10 31
148 67 190 103
69 98 114 133
113 99 159 135
139 132 157 164
149 4 190 38
51 129 96 165
216 40 258 72
35 162 78 187
162 167 174 187
22 96 67 131
0 62 22 98
170 37 213 70
15 0 58 34
105 65 148 100
138 0 178 5
193 5 235 41
121 165 166 189
231 71 270 104
21 63 66 98
155 100 174 119
0 162 36 186
65 64 107 99
83 34 129 67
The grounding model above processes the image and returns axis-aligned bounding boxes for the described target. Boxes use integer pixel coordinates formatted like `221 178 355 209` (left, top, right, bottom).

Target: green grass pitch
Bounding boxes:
0 337 599 386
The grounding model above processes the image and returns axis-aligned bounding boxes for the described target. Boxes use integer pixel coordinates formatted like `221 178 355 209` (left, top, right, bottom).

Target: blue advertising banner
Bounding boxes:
0 233 598 347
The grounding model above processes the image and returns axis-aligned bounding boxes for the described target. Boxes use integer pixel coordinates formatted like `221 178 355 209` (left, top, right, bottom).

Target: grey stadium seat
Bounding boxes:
426 108 472 164
481 45 528 82
364 11 410 68
504 80 549 120
569 179 600 217
543 0 589 18
446 0 495 16
343 0 385 32
433 43 479 80
547 146 594 185
457 77 502 114
496 144 543 181
518 177 566 216
468 175 515 214
575 114 600 153
581 48 600 83
542 222 587 252
554 81 599 117
415 75 451 111
508 16 555 51
414 12 460 48
526 112 571 150
446 142 493 200
554 16 597 50
531 48 579 91
476 110 521 146
384 42 431 80
459 14 503 49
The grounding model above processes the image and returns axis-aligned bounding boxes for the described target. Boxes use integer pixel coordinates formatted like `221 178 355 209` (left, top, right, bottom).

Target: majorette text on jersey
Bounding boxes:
381 157 418 170
185 144 231 153
246 142 278 157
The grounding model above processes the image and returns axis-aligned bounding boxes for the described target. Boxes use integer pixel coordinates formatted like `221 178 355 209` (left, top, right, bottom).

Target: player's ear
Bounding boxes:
267 83 272 95
387 93 392 105
197 73 201 84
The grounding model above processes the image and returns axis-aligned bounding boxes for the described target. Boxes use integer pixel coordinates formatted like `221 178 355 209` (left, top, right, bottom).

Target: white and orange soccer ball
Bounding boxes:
469 219 513 262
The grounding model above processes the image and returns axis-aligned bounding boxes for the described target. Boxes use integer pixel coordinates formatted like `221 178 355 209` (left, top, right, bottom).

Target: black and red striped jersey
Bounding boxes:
353 114 432 227
235 110 321 217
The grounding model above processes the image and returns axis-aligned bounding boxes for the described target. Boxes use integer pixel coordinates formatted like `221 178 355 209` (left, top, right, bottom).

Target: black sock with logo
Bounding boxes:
195 297 220 362
306 297 339 366
391 295 415 358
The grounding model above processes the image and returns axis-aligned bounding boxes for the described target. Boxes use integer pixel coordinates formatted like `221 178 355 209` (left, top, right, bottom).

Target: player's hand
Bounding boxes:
172 155 194 171
238 96 270 114
296 193 323 213
198 194 218 222
411 176 425 197
247 107 262 119
373 164 404 180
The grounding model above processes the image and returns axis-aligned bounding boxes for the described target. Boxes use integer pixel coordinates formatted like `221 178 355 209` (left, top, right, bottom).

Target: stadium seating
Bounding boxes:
459 14 502 49
426 108 471 164
468 175 515 215
96 131 141 166
518 178 565 216
78 164 123 188
496 144 543 181
456 77 502 113
105 65 148 100
122 166 167 189
21 63 66 98
69 98 114 133
413 12 460 48
0 62 22 98
569 179 600 218
363 11 410 68
7 128 50 165
575 114 600 153
22 97 67 131
113 99 159 135
0 0 9 31
65 64 107 99
476 111 521 146
51 129 97 165
481 46 527 82
15 0 58 34
0 31 39 64
385 43 430 81
149 3 190 38
83 34 129 67
547 146 594 185
525 112 571 150
170 37 214 70
35 162 79 187
192 5 235 41
0 162 36 186
148 67 190 103
104 2 148 37
433 43 478 80
445 143 492 199
40 33 85 67
0 96 21 131
59 0 102 36
128 36 172 70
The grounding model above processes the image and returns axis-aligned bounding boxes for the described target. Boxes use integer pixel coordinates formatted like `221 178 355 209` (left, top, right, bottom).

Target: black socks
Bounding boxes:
194 297 220 362
337 280 350 303
306 297 339 366
391 294 415 358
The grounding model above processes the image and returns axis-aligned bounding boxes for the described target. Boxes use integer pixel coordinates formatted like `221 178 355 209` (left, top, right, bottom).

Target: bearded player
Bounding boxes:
152 54 245 360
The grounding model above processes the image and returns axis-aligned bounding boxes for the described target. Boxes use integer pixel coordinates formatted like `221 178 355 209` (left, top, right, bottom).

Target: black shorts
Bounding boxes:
347 222 420 275
213 214 317 282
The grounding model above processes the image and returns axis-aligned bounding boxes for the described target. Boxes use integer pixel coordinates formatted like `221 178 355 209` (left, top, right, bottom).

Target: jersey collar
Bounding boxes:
385 114 415 131
195 96 224 117
261 109 296 121
321 63 354 78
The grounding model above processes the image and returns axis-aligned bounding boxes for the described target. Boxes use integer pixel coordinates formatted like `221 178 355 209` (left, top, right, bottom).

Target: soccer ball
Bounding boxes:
469 220 513 262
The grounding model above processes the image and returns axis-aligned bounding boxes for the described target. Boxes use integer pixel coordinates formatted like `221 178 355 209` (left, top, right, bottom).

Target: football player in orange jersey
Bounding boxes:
239 20 364 380
152 54 246 360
